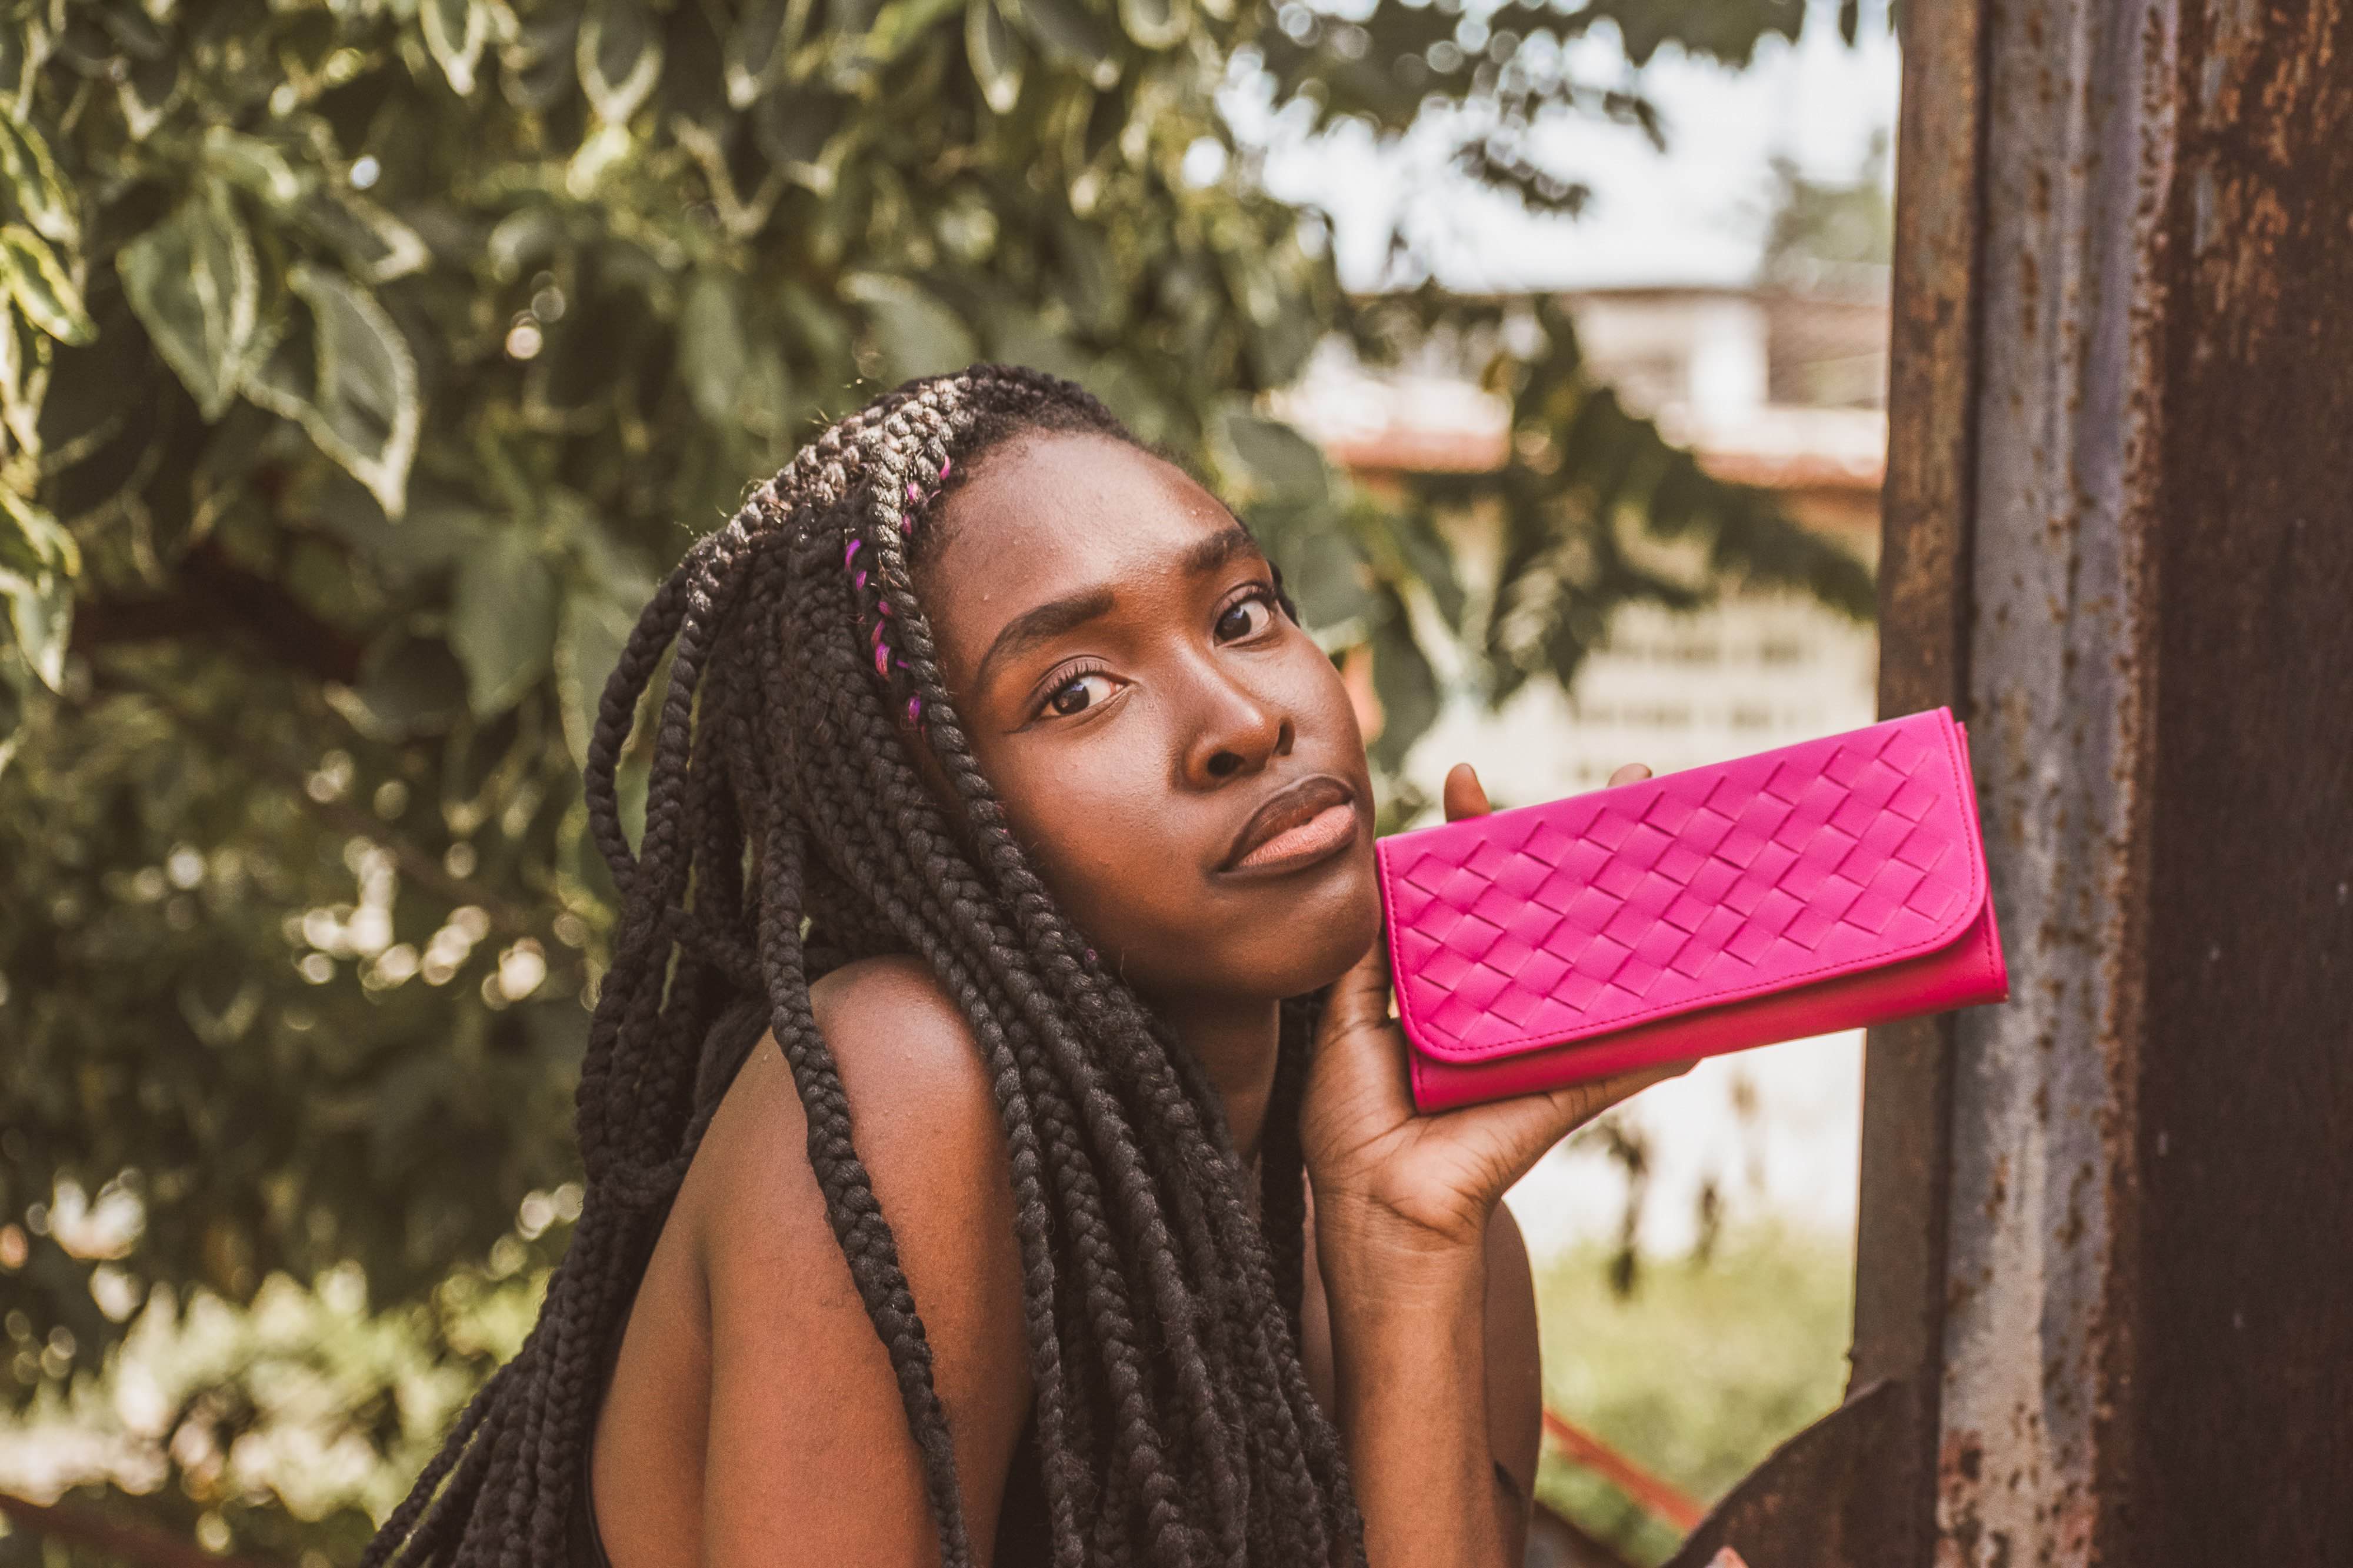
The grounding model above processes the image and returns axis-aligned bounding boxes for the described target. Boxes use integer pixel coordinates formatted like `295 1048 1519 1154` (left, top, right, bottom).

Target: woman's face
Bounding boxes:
916 429 1382 1007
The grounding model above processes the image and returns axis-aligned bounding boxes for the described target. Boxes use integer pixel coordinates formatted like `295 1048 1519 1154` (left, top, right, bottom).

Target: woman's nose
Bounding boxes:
1181 673 1291 788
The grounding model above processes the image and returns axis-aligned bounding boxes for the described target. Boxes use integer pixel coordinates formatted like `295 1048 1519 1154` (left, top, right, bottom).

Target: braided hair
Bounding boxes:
364 365 1366 1568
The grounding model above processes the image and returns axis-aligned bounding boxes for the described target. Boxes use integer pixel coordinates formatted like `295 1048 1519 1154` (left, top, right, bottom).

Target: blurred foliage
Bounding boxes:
1531 1227 1854 1566
0 1244 557 1564
1759 125 1892 284
0 0 1875 1547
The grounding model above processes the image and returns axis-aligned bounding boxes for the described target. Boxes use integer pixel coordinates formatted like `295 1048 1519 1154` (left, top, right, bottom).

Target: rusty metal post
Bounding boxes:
1926 0 2177 1556
1666 2 2353 1564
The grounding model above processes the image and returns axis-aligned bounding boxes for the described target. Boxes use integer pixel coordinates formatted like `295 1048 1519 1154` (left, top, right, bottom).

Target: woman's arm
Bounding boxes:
1304 763 1674 1567
1316 1205 1543 1564
691 958 1034 1567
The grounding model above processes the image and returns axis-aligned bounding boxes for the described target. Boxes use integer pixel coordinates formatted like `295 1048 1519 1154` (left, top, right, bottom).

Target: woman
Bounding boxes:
365 365 1675 1568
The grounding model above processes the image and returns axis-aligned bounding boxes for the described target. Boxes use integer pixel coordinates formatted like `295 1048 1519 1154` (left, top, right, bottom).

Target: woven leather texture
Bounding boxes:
1378 709 1986 1062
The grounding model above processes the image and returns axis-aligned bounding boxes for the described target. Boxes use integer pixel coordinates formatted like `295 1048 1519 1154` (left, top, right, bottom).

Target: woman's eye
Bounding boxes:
1215 595 1274 643
1046 671 1116 718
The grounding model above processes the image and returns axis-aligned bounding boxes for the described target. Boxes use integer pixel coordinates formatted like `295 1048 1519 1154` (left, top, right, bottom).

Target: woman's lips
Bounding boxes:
1224 767 1355 866
1231 801 1358 872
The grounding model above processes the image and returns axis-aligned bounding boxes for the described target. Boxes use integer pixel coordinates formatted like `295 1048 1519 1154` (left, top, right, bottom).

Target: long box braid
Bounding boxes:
361 366 1367 1568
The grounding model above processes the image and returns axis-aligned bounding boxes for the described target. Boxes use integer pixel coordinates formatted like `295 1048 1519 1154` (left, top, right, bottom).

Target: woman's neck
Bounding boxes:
1152 992 1283 1170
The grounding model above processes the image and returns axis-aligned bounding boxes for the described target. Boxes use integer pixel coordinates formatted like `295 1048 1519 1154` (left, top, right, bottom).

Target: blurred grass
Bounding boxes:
1531 1226 1855 1565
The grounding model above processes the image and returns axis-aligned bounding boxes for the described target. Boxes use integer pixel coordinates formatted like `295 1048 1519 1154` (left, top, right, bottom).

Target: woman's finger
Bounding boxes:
1442 1060 1692 1193
1607 761 1654 788
1532 1060 1690 1130
1443 762 1492 822
1320 921 1395 1042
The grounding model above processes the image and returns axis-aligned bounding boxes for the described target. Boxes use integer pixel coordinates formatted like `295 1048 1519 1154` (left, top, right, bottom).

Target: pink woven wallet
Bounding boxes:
1375 706 2009 1112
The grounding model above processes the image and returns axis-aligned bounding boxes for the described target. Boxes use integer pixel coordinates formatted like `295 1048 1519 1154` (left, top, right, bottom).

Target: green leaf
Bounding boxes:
201 127 307 207
724 0 816 107
295 189 431 285
1367 595 1439 772
578 0 665 122
1116 0 1186 50
246 264 421 518
1214 405 1330 506
752 89 851 188
965 0 1025 112
1052 212 1125 333
0 654 24 778
1005 0 1121 87
115 184 259 417
555 586 636 769
0 114 77 247
451 526 560 718
1390 508 1468 633
678 271 751 426
487 206 568 281
985 303 1094 382
1264 504 1376 637
346 632 470 740
0 562 63 692
116 51 183 141
0 482 76 691
0 304 48 455
0 225 93 346
501 7 580 111
841 273 978 383
865 0 965 64
421 0 492 95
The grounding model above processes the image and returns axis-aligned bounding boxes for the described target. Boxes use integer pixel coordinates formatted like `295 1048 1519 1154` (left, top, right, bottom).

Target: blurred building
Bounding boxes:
1278 278 1887 796
1278 279 1891 1256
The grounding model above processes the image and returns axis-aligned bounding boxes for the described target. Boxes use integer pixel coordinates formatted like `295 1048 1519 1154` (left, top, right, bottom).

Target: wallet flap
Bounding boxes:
1375 708 1988 1063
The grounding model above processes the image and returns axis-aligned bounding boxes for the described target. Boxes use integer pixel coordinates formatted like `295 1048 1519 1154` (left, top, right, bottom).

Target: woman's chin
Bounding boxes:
1255 866 1385 997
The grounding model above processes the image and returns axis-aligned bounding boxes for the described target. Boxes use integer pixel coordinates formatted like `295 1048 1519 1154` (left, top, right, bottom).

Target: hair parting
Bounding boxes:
365 365 1365 1568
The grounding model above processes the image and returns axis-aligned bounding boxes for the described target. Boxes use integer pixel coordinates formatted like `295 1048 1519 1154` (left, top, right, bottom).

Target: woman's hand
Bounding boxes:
1301 760 1691 1269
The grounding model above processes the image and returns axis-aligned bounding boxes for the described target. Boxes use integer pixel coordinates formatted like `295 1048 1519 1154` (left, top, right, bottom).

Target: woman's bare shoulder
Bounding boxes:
681 954 1016 1272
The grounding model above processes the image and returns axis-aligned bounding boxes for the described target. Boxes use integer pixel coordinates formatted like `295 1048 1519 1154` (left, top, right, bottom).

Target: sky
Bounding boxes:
1247 1 1901 294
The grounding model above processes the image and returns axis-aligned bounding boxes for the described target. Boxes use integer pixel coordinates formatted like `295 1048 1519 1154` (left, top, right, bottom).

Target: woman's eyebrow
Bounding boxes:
974 586 1118 692
1184 522 1259 576
972 525 1260 692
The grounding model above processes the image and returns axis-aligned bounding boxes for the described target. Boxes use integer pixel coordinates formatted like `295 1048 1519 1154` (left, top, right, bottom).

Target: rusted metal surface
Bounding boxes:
1932 0 2177 1561
1525 1501 1643 1568
2129 0 2353 1560
1662 1382 1902 1568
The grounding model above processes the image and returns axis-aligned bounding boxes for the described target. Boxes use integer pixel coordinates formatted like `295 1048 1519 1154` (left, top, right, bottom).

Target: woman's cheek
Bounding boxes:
988 752 1166 921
